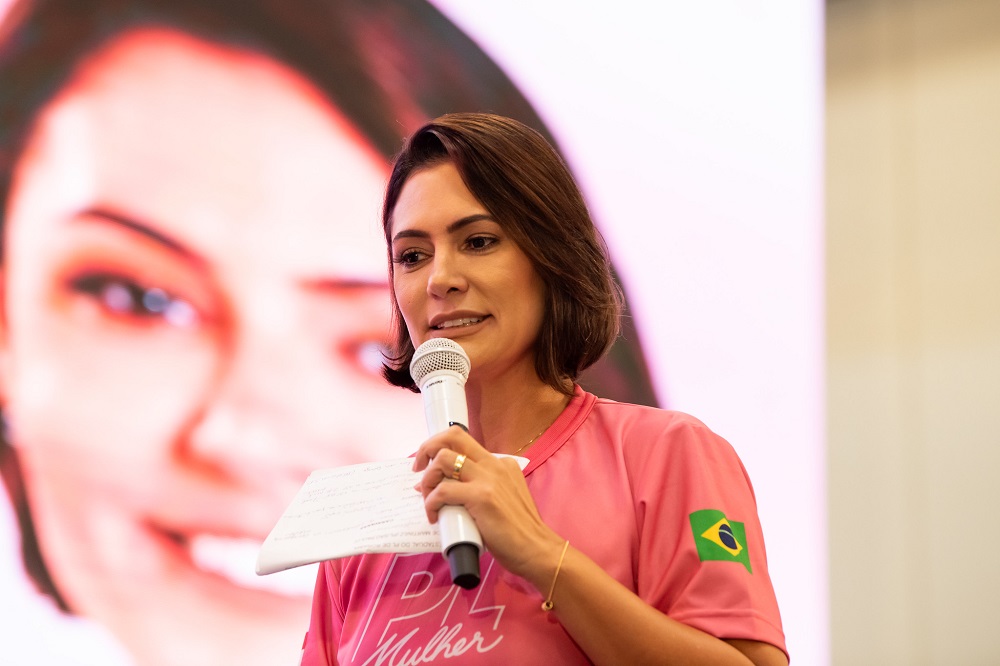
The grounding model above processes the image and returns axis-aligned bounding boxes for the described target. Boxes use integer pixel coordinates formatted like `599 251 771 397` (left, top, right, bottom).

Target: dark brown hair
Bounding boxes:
382 113 623 395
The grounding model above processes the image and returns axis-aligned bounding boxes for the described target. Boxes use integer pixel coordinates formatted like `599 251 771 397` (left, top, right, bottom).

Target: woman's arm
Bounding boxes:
413 427 787 666
523 538 787 666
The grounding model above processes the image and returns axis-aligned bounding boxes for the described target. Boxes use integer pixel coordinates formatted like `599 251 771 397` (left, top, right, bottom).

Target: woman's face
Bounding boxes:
0 28 422 665
389 161 547 386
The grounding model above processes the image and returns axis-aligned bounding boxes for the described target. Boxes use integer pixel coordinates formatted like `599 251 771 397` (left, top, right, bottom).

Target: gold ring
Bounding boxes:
451 454 467 481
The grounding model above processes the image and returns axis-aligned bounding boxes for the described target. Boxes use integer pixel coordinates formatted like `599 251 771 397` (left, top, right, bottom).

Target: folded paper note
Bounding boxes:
256 455 526 576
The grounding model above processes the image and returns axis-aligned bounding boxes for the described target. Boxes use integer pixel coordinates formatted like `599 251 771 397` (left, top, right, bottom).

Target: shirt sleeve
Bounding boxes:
624 411 788 657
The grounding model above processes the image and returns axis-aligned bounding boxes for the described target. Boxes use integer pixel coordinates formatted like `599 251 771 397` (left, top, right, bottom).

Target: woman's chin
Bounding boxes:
69 520 315 665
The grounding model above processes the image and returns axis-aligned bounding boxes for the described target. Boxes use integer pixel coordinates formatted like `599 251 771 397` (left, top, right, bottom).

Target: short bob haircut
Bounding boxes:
382 113 623 395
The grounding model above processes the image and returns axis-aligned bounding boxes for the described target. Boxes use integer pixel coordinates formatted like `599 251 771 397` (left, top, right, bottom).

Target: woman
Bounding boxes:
303 114 788 665
0 1 657 664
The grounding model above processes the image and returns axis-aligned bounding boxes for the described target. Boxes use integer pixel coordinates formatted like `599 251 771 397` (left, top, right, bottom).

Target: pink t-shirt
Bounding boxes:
302 387 786 665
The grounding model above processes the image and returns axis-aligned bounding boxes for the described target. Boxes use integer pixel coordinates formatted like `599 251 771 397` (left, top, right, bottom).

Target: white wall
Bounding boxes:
827 0 1000 663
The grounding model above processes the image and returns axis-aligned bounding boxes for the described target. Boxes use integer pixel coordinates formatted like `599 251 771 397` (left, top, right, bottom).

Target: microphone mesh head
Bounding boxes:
410 338 471 384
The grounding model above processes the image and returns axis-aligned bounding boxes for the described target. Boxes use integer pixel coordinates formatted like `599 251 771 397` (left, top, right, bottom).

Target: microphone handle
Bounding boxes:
421 375 482 589
441 508 481 590
438 421 481 590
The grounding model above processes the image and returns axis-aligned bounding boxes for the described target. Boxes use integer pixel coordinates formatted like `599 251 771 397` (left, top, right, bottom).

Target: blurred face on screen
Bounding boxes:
0 29 421 665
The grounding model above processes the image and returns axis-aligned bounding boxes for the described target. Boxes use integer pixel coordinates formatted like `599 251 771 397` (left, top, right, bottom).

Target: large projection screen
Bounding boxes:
0 0 825 664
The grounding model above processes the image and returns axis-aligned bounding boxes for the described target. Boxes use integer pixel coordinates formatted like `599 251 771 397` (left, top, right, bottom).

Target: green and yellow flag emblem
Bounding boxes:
689 509 752 573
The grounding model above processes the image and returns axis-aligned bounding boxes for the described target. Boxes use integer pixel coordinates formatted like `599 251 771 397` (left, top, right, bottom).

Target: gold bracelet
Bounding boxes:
541 539 570 611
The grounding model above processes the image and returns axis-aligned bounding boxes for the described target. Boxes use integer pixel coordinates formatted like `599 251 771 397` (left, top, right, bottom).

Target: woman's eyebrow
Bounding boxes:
390 214 494 243
74 205 198 260
304 277 389 292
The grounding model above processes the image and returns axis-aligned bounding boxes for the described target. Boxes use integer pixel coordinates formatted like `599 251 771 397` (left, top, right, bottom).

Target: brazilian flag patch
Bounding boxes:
689 509 752 573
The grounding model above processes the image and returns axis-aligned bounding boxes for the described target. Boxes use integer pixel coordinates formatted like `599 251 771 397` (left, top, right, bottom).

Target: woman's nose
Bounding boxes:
426 252 468 298
178 330 313 484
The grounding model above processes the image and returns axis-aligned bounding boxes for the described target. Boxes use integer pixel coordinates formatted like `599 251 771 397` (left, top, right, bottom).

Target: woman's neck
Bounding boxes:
463 366 571 455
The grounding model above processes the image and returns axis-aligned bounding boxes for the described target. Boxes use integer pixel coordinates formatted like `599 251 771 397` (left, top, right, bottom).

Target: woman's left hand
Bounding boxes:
412 425 564 579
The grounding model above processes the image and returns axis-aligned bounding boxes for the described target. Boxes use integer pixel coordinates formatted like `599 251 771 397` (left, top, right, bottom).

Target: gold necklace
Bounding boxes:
513 428 547 455
512 395 570 455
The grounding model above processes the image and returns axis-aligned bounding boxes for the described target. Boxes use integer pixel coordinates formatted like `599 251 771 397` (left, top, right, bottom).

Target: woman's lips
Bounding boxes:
155 526 318 597
431 315 488 331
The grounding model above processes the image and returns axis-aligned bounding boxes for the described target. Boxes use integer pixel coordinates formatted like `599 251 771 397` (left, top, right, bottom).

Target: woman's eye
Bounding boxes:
69 273 198 327
394 249 426 267
465 235 497 251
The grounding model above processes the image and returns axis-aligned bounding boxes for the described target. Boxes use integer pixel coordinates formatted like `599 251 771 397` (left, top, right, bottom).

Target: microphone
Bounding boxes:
409 338 482 589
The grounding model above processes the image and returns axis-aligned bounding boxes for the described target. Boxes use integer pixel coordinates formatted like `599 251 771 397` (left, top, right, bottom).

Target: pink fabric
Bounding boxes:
302 387 786 665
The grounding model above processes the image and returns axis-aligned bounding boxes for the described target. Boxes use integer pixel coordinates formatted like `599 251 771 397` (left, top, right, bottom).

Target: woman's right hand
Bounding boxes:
411 425 565 584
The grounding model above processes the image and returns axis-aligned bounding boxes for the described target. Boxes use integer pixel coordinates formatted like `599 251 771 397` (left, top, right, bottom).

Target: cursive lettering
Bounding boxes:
360 623 503 666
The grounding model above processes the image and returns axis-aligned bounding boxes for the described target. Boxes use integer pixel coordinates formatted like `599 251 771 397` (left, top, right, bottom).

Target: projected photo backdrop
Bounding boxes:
0 0 824 664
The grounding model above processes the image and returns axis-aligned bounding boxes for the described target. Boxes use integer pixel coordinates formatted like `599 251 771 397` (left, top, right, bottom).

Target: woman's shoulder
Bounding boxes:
589 394 717 437
584 394 741 467
582 394 757 506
